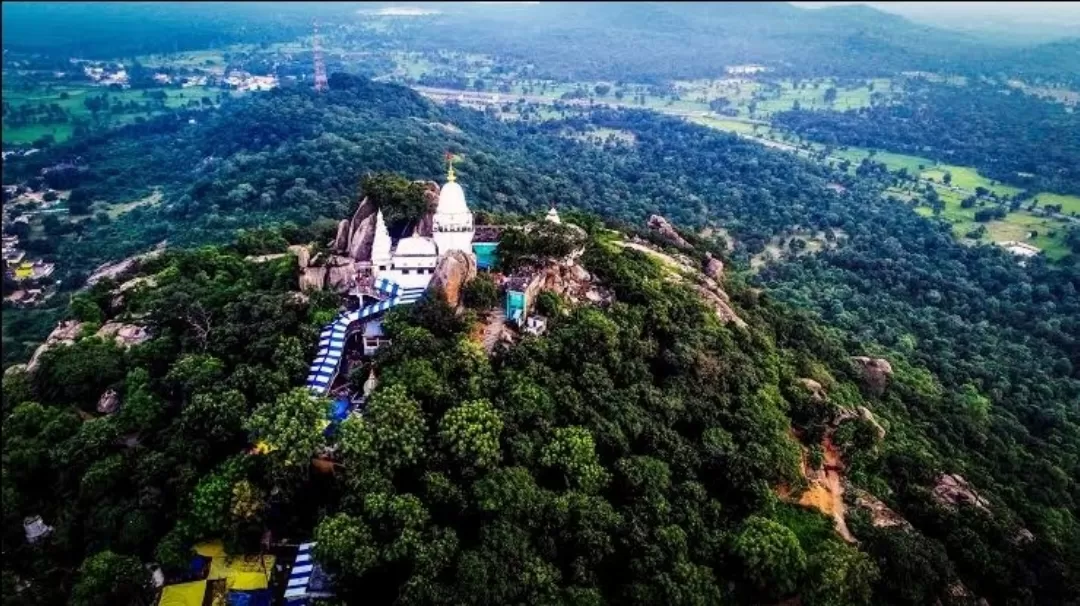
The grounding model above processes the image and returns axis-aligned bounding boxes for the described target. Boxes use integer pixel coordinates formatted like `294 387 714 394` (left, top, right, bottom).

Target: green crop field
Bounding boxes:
912 184 1071 259
920 164 1022 197
3 82 231 144
1031 192 1080 215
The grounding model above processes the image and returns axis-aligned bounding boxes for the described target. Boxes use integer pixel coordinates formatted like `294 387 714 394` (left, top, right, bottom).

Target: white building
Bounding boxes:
371 161 476 290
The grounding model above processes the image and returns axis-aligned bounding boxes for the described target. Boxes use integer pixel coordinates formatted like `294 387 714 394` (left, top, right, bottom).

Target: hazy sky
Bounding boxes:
791 2 1080 41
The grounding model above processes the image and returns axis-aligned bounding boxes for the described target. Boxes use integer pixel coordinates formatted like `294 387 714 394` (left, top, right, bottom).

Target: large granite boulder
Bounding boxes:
300 266 327 291
326 255 357 293
26 320 84 372
932 473 991 513
703 252 724 280
333 219 350 252
430 250 478 308
348 212 377 262
850 356 893 395
97 389 120 414
96 322 150 348
647 214 691 249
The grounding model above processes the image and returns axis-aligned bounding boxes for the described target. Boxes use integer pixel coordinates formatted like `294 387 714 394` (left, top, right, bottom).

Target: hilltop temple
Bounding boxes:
368 160 476 290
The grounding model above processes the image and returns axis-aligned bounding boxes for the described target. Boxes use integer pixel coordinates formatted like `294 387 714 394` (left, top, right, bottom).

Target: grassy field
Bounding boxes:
920 164 1021 197
3 83 228 144
912 185 1070 259
686 116 760 134
136 49 226 69
1032 192 1080 215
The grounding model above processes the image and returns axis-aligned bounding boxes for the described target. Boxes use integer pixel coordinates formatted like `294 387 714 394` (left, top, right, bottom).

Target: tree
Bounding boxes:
245 388 329 480
339 384 426 474
802 540 878 606
823 87 837 104
180 389 247 445
862 527 954 605
69 550 151 606
540 426 609 493
362 172 429 226
943 171 952 185
462 273 499 310
729 516 807 598
439 399 503 469
593 84 611 96
314 513 378 578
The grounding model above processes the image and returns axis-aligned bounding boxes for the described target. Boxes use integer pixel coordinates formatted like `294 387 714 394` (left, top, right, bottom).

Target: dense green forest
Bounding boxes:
4 74 1079 604
0 2 351 58
773 79 1080 195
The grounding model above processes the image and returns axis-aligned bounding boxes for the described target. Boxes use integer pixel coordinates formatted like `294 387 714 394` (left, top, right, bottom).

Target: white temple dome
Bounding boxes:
394 236 438 257
436 181 469 216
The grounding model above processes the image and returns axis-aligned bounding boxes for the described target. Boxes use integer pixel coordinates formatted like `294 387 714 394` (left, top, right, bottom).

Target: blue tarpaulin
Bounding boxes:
227 589 272 606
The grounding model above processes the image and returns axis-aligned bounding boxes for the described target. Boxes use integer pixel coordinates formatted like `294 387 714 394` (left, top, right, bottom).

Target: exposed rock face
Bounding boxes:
703 253 724 280
26 320 84 372
84 243 167 289
97 389 120 414
326 255 357 293
851 356 893 395
331 196 379 261
96 322 151 348
416 181 440 238
300 266 326 292
798 378 827 402
932 474 991 513
430 250 478 308
694 284 747 328
290 245 311 269
834 405 887 441
646 214 691 249
851 488 913 530
333 219 350 251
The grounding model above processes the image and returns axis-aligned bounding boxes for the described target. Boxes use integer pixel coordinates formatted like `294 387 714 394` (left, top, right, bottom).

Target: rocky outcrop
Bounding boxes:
84 242 167 289
96 322 151 348
416 181 440 237
1013 528 1035 545
348 214 376 261
851 488 913 531
932 474 991 513
326 255 357 293
286 245 308 269
333 196 379 261
430 250 478 308
97 389 120 414
695 284 747 328
333 219 350 251
798 378 827 402
647 215 691 249
300 266 326 292
834 405 887 441
851 356 893 395
26 320 84 372
703 252 724 280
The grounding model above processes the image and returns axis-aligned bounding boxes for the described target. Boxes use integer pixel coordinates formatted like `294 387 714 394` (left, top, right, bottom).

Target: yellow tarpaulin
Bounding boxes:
158 580 207 606
193 540 274 589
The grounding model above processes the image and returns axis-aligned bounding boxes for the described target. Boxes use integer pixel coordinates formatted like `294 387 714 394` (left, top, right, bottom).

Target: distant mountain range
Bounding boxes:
400 2 1079 82
3 1 1077 83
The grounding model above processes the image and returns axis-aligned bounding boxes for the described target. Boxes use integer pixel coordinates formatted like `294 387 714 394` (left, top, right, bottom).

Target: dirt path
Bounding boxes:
787 431 855 543
480 308 507 354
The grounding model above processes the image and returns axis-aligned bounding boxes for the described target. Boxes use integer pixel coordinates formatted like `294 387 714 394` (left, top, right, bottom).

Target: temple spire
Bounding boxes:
445 151 456 182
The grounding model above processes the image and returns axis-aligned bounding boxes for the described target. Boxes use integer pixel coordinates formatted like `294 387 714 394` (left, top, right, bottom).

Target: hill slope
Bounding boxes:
3 76 1078 603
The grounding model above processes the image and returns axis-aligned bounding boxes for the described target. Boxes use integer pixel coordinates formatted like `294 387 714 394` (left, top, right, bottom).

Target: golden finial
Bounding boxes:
445 151 456 182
